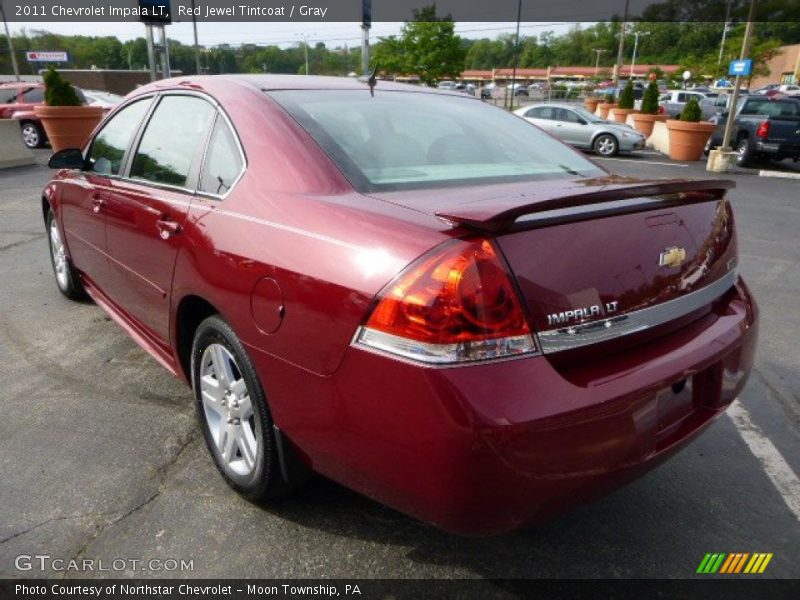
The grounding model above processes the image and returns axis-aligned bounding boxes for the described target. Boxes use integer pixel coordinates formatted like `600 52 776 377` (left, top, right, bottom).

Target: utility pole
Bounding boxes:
613 0 630 88
630 31 649 77
509 0 522 112
593 48 607 77
191 0 201 74
361 0 372 77
0 2 20 81
721 0 757 152
295 33 310 75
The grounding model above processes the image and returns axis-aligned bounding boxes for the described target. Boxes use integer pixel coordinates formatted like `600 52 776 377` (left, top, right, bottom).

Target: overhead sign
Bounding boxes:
729 59 753 77
26 51 69 62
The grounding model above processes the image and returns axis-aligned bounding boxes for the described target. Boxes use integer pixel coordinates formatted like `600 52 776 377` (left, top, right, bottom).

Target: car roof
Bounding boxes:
0 82 41 89
135 74 451 96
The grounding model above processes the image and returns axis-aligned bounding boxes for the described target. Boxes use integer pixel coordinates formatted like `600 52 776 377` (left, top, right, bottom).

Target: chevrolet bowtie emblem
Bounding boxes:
659 246 687 268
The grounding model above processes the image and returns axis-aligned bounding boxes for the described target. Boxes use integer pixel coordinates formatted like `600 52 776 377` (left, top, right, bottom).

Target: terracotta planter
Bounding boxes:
665 120 717 161
598 102 617 120
584 97 600 112
631 113 668 137
611 108 636 123
34 105 104 152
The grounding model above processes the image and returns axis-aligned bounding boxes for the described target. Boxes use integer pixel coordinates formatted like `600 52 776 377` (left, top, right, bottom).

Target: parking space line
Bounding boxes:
594 157 689 167
727 400 800 523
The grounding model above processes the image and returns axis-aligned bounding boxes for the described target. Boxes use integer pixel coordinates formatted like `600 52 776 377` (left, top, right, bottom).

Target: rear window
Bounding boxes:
741 98 800 117
270 90 603 191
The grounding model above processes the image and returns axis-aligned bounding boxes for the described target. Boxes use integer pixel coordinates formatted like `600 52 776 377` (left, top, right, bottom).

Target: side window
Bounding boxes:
677 93 688 103
87 97 153 175
560 109 582 123
199 116 244 196
21 87 44 103
0 88 19 104
131 95 215 188
525 107 542 118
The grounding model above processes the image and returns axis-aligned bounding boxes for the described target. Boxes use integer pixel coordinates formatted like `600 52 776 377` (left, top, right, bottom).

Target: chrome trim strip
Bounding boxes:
536 269 738 354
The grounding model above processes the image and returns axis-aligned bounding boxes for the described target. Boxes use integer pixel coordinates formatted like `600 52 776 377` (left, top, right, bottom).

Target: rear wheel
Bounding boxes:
46 209 87 300
192 315 296 501
736 136 754 167
593 133 619 157
21 121 45 149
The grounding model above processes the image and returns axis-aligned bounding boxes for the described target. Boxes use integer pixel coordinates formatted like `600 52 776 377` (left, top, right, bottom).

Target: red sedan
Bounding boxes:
42 75 757 535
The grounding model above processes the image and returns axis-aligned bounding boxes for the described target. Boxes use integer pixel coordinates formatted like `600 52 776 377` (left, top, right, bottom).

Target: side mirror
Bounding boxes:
577 118 588 125
48 148 85 170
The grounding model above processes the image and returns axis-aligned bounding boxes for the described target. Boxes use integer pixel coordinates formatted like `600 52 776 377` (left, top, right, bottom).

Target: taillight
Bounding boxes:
756 120 770 139
354 238 536 364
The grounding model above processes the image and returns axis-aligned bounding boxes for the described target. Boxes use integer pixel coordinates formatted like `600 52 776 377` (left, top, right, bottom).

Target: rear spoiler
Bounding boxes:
436 179 736 233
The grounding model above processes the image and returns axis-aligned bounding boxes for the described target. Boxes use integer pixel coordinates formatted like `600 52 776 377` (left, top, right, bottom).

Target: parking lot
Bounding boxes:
0 149 798 580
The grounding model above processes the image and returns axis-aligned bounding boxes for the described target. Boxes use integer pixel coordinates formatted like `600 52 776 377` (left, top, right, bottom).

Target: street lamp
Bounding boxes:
294 33 310 75
630 31 650 77
593 48 607 77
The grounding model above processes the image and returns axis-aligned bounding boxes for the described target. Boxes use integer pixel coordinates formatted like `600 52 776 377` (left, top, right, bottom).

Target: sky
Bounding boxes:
7 21 575 48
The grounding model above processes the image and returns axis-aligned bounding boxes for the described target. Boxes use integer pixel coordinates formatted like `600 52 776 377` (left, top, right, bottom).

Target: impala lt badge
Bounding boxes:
547 300 619 326
659 246 687 268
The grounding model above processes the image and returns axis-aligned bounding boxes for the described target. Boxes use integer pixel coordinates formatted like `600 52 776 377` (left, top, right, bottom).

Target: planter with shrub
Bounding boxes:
631 81 668 137
34 68 104 152
665 97 717 161
611 80 637 123
598 97 618 120
584 95 601 113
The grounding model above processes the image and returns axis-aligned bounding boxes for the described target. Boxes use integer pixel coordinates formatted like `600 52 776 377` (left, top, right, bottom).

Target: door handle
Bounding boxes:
156 218 181 240
91 197 106 213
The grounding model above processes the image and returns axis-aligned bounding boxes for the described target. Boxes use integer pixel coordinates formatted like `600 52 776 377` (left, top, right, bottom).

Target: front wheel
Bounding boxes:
21 121 45 149
192 315 294 502
46 209 87 300
593 133 619 157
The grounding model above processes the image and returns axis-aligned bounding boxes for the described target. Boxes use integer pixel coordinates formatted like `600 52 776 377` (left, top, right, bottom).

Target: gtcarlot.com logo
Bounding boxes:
696 552 773 574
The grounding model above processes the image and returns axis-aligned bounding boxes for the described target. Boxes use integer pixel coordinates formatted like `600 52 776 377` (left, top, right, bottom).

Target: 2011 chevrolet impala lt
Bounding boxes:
42 75 757 535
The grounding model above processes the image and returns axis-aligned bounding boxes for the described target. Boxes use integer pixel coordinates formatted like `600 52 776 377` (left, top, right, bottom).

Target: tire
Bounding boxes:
593 133 619 157
21 121 45 149
703 137 716 156
191 315 295 502
46 208 87 300
735 136 754 167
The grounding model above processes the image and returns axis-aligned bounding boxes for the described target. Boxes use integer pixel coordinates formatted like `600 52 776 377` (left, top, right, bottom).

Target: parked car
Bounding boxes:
506 82 529 97
699 93 735 120
754 83 781 95
705 95 800 166
1 81 91 148
436 80 457 91
602 84 645 109
42 75 756 535
658 89 712 118
515 103 646 156
83 89 124 108
776 84 800 97
480 82 496 99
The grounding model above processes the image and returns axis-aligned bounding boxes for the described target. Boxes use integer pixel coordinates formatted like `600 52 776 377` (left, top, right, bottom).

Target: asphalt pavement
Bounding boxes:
0 150 798 580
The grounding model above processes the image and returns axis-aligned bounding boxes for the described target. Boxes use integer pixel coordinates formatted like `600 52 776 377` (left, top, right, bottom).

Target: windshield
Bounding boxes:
571 106 605 123
270 90 603 191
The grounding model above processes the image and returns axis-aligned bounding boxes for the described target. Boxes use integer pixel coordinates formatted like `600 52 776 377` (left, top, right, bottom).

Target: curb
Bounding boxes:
758 169 800 180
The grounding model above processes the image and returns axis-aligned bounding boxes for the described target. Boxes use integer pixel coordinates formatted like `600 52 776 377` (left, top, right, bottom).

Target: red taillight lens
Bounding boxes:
756 120 770 139
355 238 535 364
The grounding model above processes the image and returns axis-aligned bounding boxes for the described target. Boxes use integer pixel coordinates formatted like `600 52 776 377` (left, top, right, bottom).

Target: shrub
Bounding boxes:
43 67 82 107
641 81 660 114
680 97 702 122
618 80 635 109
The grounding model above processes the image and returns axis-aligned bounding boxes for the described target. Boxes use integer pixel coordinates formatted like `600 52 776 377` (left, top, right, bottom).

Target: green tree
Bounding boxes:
374 4 465 85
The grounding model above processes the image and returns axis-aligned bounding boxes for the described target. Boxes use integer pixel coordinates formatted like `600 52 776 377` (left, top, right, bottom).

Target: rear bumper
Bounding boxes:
755 140 800 157
258 278 758 535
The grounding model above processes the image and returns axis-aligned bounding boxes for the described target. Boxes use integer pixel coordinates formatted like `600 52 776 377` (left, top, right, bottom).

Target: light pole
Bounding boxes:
294 33 310 75
593 48 607 77
720 0 757 152
630 31 649 77
718 0 733 65
509 0 522 111
613 0 630 88
191 0 201 75
0 2 20 81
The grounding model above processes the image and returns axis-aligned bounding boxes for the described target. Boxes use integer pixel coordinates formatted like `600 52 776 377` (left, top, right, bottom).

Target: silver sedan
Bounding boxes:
514 103 646 156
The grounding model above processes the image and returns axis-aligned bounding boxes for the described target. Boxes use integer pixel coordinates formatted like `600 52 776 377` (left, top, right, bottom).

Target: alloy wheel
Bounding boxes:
199 343 258 477
595 135 617 156
49 219 69 290
21 124 40 148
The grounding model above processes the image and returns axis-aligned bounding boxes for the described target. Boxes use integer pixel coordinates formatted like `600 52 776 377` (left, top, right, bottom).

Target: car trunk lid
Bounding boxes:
370 176 738 352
